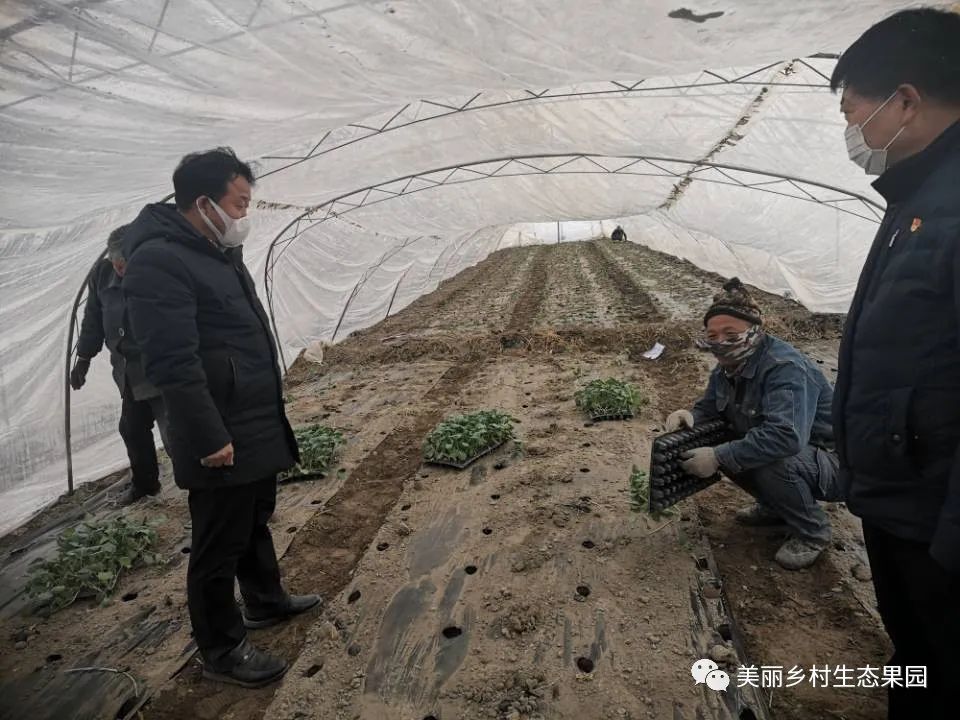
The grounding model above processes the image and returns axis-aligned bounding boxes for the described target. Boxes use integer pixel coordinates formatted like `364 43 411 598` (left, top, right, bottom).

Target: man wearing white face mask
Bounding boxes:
831 9 960 719
121 148 319 689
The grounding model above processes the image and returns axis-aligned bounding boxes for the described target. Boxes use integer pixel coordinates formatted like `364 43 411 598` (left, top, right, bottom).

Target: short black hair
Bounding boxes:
107 225 128 260
830 8 960 104
172 147 255 210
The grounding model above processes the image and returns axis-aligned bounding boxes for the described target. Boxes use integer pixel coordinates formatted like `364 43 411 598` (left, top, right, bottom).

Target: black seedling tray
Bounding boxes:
648 419 733 512
426 440 508 470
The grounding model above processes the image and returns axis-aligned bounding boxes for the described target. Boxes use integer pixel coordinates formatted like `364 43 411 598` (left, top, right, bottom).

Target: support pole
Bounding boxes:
384 267 411 319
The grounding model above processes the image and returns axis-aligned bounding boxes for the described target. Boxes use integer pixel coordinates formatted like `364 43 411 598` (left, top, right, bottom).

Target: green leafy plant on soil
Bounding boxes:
575 378 645 418
279 424 345 481
26 516 162 614
629 466 678 519
423 410 517 465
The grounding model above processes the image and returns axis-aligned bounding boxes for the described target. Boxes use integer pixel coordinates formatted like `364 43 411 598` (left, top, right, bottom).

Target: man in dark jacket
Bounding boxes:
611 225 627 242
831 9 960 718
71 226 168 503
122 148 319 688
665 279 842 570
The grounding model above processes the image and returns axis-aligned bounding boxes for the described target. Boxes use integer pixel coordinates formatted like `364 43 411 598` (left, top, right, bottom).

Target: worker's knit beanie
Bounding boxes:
703 277 763 327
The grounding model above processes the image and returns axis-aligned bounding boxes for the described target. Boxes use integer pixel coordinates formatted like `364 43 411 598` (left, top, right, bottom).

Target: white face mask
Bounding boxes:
845 91 906 176
197 197 251 248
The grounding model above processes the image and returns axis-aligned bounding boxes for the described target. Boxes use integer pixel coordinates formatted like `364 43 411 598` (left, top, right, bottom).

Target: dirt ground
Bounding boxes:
0 240 890 720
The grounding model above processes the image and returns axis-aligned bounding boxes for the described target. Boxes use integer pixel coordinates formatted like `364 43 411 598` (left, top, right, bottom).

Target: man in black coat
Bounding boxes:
71 225 168 503
831 9 960 718
611 225 627 242
122 148 319 688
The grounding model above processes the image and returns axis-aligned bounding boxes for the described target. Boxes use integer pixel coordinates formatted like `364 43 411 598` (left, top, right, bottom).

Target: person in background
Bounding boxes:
70 226 168 504
611 224 627 242
830 9 960 718
665 278 842 570
122 148 319 688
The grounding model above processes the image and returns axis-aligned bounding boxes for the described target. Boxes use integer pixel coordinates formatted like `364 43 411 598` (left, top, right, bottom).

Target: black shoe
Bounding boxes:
201 638 288 688
115 484 161 506
243 593 322 629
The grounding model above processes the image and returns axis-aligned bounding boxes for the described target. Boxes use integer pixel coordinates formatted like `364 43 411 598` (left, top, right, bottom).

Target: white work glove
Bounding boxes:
681 447 719 478
665 409 695 432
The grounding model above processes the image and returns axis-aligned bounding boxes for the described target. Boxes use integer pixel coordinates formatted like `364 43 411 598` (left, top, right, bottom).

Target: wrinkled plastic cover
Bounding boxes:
0 0 904 532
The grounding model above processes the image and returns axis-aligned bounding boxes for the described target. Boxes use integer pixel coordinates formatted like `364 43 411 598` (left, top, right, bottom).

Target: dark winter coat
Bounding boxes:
77 259 158 400
121 203 298 490
834 121 960 573
693 334 835 474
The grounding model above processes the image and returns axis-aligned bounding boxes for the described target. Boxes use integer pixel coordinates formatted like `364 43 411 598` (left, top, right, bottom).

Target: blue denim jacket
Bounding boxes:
692 334 834 474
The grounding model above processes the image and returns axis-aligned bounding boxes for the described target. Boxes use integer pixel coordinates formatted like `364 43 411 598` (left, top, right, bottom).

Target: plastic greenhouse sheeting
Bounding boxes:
0 0 913 533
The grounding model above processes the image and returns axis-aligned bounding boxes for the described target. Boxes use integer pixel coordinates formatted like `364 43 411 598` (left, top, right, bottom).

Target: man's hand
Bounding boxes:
201 443 234 467
665 409 695 432
69 358 90 390
681 447 719 478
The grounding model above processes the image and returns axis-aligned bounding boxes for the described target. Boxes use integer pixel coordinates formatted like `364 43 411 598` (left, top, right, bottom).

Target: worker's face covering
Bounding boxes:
696 326 764 367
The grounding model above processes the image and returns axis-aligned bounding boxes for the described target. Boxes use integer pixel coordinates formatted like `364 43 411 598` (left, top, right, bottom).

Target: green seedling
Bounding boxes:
575 378 645 419
629 466 678 520
423 410 517 466
280 424 345 481
26 516 162 614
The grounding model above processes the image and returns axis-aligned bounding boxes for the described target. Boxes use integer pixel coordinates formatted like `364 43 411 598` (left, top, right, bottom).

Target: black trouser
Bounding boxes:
863 523 960 719
118 393 168 495
187 476 287 664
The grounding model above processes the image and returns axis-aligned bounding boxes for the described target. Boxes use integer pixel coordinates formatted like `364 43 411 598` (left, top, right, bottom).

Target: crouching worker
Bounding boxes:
666 278 844 570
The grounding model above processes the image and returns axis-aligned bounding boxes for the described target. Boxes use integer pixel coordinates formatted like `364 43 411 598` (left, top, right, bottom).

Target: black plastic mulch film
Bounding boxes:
648 420 733 512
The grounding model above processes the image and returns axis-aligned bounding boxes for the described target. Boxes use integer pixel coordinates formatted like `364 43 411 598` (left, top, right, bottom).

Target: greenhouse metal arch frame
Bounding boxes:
262 151 885 369
256 54 838 181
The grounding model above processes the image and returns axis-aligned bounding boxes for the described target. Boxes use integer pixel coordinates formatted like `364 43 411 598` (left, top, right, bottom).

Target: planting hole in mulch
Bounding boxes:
696 557 709 571
347 590 361 604
122 592 138 602
579 495 591 502
304 663 323 678
581 442 591 448
576 585 591 598
580 467 590 473
465 565 478 575
311 499 323 505
46 654 62 663
377 542 390 551
441 626 463 639
582 540 595 549
718 623 733 642
490 494 501 500
423 716 439 720
740 710 758 720
287 526 298 533
522 404 529 409
401 504 412 511
482 528 493 535
181 546 191 554
576 657 595 673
